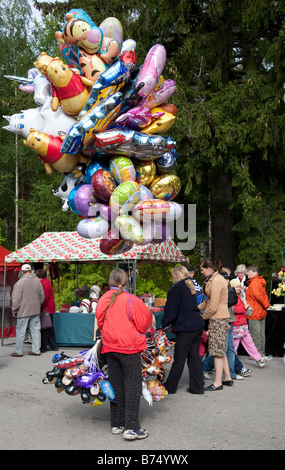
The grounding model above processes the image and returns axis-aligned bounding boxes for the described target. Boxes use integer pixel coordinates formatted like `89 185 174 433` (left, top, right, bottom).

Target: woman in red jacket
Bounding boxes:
35 269 58 353
96 268 153 441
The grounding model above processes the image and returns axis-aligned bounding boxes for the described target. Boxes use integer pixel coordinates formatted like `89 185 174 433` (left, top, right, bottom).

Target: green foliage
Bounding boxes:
53 262 173 310
53 263 113 310
136 263 173 296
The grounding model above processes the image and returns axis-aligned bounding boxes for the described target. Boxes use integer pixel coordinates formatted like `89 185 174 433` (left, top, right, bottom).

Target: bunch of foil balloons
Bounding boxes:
43 328 173 407
3 8 182 255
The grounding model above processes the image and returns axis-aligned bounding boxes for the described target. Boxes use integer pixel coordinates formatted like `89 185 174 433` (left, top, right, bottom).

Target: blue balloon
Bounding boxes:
68 183 85 216
61 92 123 155
85 160 110 184
156 150 177 174
99 379 116 402
78 59 130 119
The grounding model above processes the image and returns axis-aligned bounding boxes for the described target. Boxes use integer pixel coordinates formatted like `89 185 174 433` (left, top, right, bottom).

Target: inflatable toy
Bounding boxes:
77 216 109 239
74 371 106 388
60 91 123 154
115 214 144 244
132 199 170 221
99 227 134 255
42 56 94 116
135 160 156 186
109 180 140 214
138 184 153 201
55 10 123 65
43 328 174 408
68 184 100 217
149 174 181 201
4 66 51 105
143 105 177 134
52 173 86 212
156 150 177 174
2 97 76 139
78 59 131 119
91 169 117 203
6 8 183 257
93 128 176 160
23 129 89 178
140 79 177 110
135 44 166 97
115 105 164 131
99 379 116 402
109 156 136 184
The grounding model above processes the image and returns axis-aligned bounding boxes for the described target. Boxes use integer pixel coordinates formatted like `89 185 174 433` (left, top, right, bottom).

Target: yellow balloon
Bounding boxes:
143 107 176 134
154 75 165 91
90 397 104 407
149 174 181 201
135 160 156 185
115 214 144 244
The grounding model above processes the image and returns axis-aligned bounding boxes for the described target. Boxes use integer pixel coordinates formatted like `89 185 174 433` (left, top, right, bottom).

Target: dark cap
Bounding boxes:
186 264 197 272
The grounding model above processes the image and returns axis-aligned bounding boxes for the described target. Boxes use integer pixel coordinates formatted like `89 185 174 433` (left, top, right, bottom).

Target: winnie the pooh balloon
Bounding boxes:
23 129 89 178
42 57 93 116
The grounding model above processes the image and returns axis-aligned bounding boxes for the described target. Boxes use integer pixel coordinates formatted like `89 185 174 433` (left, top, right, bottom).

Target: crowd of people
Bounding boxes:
162 261 272 394
9 258 273 441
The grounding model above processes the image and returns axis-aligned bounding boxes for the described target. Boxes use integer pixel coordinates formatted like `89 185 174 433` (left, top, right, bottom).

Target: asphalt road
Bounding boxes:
1 337 285 452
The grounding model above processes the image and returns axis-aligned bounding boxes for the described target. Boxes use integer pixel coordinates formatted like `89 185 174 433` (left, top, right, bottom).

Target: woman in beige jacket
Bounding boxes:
199 258 232 391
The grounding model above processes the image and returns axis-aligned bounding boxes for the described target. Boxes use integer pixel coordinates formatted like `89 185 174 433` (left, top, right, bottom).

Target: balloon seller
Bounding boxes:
7 8 183 437
95 268 153 440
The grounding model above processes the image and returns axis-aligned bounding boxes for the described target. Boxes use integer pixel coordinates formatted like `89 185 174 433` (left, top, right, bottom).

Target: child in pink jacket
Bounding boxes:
230 279 269 368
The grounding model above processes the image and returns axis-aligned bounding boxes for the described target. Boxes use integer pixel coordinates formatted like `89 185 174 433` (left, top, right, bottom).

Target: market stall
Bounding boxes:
266 270 285 357
2 231 188 346
0 246 21 339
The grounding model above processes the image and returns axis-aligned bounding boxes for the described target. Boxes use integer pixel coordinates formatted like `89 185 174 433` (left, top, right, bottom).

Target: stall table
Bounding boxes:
265 307 285 357
53 312 96 347
53 308 167 347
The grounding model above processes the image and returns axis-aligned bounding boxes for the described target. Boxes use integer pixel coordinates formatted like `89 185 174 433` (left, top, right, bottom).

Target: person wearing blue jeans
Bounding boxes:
226 322 236 378
203 352 251 378
202 321 236 379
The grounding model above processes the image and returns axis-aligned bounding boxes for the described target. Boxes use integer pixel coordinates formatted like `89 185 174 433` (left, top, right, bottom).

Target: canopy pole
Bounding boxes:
1 263 7 346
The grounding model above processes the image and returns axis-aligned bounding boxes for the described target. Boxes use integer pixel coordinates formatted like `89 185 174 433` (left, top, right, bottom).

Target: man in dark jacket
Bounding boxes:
11 264 45 357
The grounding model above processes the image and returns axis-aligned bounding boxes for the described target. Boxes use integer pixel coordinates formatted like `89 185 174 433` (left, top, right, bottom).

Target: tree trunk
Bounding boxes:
210 168 235 272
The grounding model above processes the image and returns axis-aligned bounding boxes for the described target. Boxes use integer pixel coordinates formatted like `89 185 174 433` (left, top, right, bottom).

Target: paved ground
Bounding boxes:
1 337 285 452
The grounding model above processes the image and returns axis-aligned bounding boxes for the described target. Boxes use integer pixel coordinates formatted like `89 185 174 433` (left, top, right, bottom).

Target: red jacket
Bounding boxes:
96 288 153 354
40 278 56 314
245 275 270 320
233 297 247 327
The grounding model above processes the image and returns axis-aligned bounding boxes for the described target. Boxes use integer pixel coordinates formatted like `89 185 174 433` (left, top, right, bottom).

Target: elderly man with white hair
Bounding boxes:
11 264 45 357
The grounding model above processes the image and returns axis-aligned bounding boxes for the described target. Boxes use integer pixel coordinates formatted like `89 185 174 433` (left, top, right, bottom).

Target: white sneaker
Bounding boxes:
257 359 265 368
111 426 125 435
262 355 272 364
203 372 211 380
123 429 149 440
233 375 244 380
240 367 252 377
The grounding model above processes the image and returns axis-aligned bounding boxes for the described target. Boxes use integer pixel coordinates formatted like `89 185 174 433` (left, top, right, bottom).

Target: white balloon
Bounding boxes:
2 96 76 138
163 201 183 221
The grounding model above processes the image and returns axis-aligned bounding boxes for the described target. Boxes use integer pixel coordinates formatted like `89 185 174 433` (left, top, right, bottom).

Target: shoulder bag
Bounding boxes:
40 309 52 330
